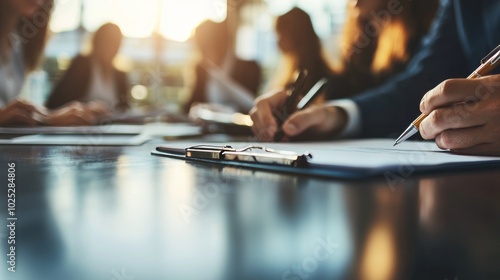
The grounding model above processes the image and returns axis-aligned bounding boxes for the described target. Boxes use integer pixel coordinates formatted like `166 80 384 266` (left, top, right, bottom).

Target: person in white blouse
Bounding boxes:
0 0 108 126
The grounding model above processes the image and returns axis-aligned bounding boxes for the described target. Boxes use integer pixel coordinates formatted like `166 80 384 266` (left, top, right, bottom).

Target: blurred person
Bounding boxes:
184 20 262 114
46 23 130 113
0 0 107 126
250 0 500 156
271 7 333 96
330 0 439 99
270 1 439 101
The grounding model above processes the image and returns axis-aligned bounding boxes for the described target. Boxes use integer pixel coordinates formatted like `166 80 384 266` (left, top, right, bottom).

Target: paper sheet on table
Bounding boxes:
0 123 202 137
154 139 500 178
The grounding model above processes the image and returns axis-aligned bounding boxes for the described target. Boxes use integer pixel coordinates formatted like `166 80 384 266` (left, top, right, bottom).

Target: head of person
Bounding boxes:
275 7 321 64
340 0 439 75
193 20 229 65
91 23 123 64
1 0 54 71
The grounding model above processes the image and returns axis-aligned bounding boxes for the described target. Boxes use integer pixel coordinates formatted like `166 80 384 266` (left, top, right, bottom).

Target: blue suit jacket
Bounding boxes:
349 0 500 137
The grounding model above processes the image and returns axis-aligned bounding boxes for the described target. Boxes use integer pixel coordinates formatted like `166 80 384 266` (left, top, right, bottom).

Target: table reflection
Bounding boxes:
1 145 499 280
416 172 500 279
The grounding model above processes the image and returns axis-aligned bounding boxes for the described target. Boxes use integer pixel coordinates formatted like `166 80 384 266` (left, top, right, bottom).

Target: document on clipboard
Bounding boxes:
152 139 500 179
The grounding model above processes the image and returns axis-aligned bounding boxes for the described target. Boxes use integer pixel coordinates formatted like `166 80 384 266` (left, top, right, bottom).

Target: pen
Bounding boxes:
296 78 329 109
273 69 308 141
393 44 500 146
274 76 329 142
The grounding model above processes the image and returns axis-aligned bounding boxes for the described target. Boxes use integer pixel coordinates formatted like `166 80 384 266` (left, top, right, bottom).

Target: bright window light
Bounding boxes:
159 0 227 42
50 0 81 33
50 0 227 41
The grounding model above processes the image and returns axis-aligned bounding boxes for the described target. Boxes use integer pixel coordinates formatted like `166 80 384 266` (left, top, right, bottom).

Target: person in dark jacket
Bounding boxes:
251 0 500 156
46 23 129 112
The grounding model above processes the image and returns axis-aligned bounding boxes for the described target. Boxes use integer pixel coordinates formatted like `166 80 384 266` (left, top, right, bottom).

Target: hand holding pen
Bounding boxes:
395 44 500 156
272 70 308 141
250 70 329 142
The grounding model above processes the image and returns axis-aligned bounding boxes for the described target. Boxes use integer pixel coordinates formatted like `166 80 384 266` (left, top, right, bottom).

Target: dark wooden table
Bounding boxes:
1 138 499 280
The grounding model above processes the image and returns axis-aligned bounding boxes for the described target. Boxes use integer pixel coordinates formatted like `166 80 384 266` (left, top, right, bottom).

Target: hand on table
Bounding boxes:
46 101 110 126
0 100 38 126
85 101 112 119
249 89 348 141
419 75 500 156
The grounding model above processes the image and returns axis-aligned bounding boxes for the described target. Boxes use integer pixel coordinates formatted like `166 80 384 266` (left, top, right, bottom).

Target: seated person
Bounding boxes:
250 0 500 156
270 8 333 96
184 20 262 114
269 1 439 101
46 23 130 113
0 0 105 126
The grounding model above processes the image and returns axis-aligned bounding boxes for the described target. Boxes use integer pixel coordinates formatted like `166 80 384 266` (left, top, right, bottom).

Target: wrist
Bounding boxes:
319 105 348 137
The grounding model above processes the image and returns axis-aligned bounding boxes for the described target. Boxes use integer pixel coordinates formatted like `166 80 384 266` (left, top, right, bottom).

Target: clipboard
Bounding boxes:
151 140 500 179
151 145 386 179
152 144 389 179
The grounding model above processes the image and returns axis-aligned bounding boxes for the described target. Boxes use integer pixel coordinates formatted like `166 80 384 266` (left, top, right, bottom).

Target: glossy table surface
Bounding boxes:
1 137 500 280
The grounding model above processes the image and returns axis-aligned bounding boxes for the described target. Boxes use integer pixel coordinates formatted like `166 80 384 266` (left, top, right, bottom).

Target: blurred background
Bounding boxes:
22 0 347 112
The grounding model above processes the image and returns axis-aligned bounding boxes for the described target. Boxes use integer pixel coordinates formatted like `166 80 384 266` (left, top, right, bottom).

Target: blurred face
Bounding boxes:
7 0 46 17
349 0 388 21
94 38 121 63
277 30 293 54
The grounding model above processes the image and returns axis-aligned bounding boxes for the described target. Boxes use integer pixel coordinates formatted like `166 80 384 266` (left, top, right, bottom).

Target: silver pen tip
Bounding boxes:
393 124 419 146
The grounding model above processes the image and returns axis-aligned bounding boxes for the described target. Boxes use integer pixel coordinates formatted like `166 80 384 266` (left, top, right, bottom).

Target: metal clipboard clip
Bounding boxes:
185 145 312 168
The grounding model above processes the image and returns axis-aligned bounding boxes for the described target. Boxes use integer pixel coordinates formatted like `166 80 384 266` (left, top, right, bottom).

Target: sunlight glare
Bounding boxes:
50 0 227 41
160 0 227 42
110 0 158 38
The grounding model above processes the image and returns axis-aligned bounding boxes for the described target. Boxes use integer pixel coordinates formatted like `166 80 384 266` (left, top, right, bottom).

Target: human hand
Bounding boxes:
250 89 348 141
0 100 38 126
85 101 111 119
46 102 98 126
419 75 500 156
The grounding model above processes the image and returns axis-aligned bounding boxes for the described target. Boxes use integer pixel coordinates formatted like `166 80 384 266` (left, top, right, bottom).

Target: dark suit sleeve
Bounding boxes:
45 55 90 109
349 0 470 137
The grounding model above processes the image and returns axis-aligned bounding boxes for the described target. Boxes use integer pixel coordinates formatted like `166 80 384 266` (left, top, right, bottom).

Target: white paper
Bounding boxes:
158 139 500 170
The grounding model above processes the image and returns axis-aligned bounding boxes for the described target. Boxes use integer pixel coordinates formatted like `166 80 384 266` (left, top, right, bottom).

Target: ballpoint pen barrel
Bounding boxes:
413 113 428 128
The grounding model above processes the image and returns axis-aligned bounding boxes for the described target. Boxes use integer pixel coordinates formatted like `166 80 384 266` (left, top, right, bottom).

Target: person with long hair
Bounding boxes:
272 7 332 95
46 23 130 112
252 0 500 156
251 0 439 141
0 0 106 126
330 0 440 99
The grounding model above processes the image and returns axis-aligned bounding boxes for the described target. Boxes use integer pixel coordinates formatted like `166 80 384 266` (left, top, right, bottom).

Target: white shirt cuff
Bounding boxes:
327 99 362 138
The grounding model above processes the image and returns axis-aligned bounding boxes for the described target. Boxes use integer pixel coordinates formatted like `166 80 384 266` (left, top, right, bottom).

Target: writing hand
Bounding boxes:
419 75 500 155
250 89 347 141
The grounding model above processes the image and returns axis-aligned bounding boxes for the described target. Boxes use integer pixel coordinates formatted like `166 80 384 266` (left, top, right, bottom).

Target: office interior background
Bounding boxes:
23 0 347 111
